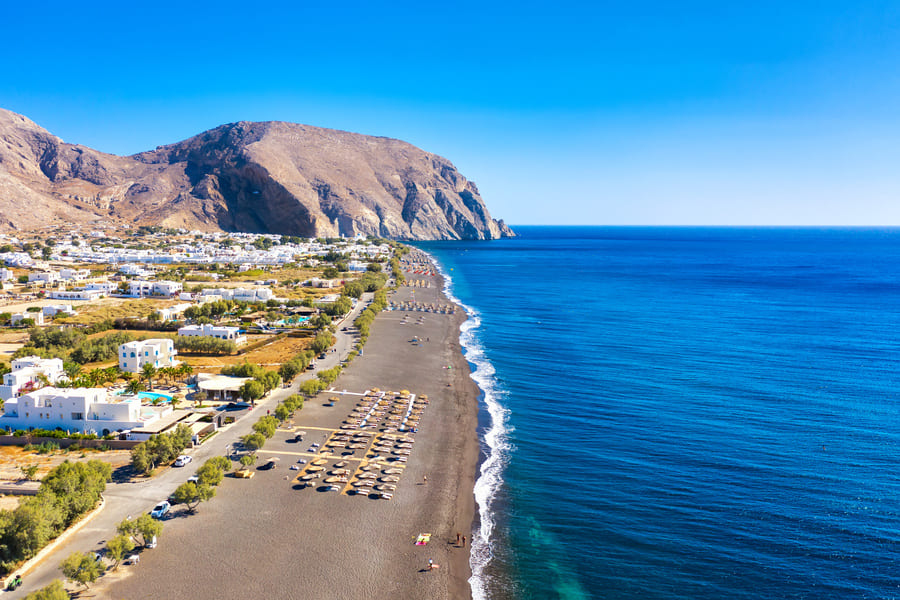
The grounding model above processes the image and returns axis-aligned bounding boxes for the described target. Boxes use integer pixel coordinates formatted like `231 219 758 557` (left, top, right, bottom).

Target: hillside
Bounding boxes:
0 108 513 240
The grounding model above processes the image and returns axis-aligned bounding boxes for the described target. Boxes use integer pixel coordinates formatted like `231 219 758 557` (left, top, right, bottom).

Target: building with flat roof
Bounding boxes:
0 356 65 401
0 387 157 435
177 324 246 346
119 339 178 373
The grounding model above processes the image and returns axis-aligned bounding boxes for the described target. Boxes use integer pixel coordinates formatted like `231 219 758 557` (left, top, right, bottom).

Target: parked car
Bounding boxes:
187 475 199 484
174 455 192 467
150 501 170 519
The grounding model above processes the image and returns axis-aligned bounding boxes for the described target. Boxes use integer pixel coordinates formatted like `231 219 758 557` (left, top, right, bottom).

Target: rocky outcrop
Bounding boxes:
0 108 513 240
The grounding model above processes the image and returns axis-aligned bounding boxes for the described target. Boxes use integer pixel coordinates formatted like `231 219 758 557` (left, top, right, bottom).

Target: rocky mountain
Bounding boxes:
0 108 513 240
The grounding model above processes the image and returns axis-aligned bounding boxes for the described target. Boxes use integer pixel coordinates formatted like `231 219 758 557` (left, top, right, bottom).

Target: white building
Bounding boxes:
60 268 90 281
233 287 274 302
0 387 156 435
0 357 65 401
10 312 44 326
42 304 75 317
177 324 246 346
127 280 154 296
82 281 117 294
119 339 178 373
48 290 103 301
126 280 182 297
28 271 60 284
156 303 192 321
119 264 153 277
0 268 13 282
153 281 183 296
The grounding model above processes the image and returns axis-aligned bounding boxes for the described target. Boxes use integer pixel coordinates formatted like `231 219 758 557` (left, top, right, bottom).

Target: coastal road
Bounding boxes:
6 298 371 597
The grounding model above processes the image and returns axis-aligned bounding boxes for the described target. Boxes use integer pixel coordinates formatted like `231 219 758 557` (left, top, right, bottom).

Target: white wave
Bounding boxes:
422 251 511 600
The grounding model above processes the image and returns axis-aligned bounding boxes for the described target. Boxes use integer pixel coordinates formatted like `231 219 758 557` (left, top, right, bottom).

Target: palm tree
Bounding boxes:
103 366 120 385
63 362 82 381
88 369 105 387
141 363 157 391
125 379 143 395
177 363 194 383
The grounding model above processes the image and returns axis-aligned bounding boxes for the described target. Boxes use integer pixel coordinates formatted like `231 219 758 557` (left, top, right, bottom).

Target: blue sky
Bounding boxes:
2 1 899 225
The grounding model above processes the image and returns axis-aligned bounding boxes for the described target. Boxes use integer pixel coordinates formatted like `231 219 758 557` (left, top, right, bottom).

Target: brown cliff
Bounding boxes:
0 108 513 240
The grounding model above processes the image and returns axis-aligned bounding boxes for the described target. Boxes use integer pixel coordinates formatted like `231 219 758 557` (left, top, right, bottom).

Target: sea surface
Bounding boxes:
416 227 900 600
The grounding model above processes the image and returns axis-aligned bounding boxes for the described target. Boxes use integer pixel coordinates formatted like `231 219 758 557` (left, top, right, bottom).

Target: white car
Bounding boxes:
174 455 192 467
150 501 170 519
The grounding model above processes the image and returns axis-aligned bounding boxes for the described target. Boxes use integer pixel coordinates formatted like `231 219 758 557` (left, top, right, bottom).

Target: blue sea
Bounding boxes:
417 227 900 600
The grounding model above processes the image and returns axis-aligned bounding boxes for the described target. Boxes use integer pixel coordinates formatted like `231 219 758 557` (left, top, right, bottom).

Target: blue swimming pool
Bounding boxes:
118 391 173 402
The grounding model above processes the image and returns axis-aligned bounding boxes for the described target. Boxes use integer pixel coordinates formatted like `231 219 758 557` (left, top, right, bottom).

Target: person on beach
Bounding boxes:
457 532 461 544
423 474 427 484
428 559 434 571
462 535 466 547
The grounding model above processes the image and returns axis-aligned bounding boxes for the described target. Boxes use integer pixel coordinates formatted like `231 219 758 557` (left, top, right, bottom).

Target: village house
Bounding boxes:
177 324 246 346
0 356 65 401
119 339 179 373
0 387 157 435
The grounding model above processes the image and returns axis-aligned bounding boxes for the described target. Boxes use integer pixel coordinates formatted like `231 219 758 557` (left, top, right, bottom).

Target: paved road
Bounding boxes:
5 298 370 597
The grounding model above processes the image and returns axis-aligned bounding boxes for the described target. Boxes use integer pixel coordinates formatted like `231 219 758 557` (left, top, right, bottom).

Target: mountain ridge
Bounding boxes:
0 108 513 240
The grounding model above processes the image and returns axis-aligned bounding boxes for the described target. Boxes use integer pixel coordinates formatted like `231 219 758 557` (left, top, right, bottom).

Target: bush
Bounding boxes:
174 336 236 355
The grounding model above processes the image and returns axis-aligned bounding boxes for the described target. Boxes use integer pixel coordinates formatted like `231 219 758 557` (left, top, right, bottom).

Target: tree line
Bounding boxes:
0 460 110 573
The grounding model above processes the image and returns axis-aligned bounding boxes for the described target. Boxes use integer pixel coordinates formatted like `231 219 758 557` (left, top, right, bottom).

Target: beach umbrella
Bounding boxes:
307 466 324 472
268 456 281 461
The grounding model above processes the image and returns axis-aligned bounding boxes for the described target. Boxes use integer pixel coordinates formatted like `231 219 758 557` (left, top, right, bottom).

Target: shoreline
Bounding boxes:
93 252 482 599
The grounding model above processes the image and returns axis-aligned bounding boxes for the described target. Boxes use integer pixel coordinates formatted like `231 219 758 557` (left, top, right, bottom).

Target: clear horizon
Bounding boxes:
3 1 899 227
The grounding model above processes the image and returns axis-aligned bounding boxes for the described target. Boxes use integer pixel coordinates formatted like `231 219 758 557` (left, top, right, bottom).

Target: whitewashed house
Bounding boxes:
60 268 90 281
0 357 65 401
48 289 103 301
10 312 43 326
177 324 246 346
28 271 60 284
42 304 75 317
152 281 183 296
0 387 156 435
118 339 178 373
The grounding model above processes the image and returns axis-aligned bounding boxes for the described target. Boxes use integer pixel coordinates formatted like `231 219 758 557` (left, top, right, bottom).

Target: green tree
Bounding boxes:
117 514 162 548
256 370 281 393
23 579 68 600
141 362 157 390
60 551 101 589
299 379 324 397
311 331 334 354
239 454 256 468
105 533 135 571
252 416 278 439
242 432 266 452
196 463 224 487
171 482 215 513
38 460 110 525
239 380 264 404
274 404 291 422
20 464 39 480
125 378 144 396
278 361 300 383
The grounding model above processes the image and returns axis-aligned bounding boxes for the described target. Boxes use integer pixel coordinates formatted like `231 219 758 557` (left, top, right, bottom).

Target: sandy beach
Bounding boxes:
99 255 482 599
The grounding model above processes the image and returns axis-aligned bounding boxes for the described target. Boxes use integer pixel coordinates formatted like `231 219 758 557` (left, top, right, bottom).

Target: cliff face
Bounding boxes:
0 109 513 240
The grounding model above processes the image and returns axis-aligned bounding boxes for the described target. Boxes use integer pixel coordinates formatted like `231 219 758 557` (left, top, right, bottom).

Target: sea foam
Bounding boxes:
424 251 511 600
